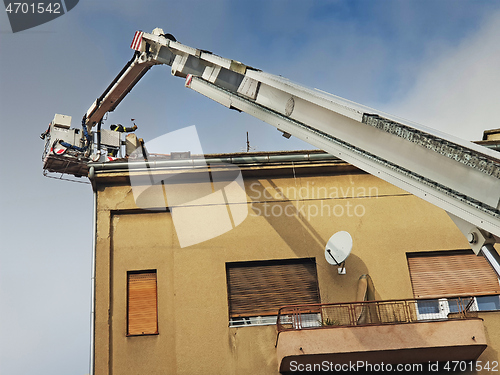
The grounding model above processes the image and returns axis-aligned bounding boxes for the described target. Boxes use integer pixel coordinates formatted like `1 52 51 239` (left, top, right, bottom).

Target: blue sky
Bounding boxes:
1 1 500 374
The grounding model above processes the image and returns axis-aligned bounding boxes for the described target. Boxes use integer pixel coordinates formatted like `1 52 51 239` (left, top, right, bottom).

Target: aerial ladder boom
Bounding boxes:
52 28 500 275
84 52 156 130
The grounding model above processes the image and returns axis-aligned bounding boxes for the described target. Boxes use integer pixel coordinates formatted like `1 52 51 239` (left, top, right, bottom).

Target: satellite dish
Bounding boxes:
325 231 353 267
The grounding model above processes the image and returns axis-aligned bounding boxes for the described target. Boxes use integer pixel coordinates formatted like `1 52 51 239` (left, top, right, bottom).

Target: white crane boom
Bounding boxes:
44 28 500 273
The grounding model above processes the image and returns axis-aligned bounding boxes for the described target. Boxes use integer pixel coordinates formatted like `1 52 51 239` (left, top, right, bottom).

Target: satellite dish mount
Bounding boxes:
325 231 353 275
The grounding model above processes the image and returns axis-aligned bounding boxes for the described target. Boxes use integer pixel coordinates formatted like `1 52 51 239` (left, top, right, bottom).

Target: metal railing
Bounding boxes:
276 297 478 333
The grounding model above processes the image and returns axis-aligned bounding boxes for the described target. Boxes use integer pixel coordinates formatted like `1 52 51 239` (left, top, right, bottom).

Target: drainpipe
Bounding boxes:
88 152 339 172
89 187 97 375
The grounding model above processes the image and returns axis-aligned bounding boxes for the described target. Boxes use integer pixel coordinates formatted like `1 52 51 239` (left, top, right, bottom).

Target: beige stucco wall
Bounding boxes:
93 161 499 375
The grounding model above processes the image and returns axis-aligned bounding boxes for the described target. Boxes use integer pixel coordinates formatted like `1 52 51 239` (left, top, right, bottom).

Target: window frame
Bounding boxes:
407 250 500 320
126 269 159 336
225 257 321 327
416 295 500 321
407 249 500 299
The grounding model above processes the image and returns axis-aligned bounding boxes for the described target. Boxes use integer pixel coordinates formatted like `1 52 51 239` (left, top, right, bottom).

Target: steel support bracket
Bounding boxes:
447 212 497 254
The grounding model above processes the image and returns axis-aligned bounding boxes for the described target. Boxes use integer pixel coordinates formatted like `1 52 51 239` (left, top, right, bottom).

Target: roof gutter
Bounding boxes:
88 152 339 175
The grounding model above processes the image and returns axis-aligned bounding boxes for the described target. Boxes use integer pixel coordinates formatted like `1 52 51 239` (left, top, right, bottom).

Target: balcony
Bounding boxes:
276 299 487 373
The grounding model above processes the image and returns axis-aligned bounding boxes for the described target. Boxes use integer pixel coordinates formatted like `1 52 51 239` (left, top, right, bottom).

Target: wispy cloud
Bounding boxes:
386 10 500 141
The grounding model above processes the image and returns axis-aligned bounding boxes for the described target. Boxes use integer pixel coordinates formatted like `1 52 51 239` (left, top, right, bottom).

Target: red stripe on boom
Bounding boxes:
130 31 143 50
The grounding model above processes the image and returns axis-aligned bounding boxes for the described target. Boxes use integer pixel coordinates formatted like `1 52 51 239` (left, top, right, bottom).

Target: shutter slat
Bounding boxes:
227 259 320 317
408 251 500 298
128 271 158 335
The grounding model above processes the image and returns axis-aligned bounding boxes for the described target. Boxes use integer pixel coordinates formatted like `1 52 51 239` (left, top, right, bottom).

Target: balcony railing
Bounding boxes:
276 297 478 334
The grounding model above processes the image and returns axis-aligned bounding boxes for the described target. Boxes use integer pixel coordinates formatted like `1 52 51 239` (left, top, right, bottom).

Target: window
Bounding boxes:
407 250 500 298
477 295 500 311
415 297 475 320
127 270 158 335
226 258 320 326
407 250 500 319
416 299 441 315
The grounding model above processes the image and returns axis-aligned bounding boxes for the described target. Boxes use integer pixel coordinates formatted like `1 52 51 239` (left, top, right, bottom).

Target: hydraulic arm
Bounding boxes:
47 28 500 273
132 29 500 242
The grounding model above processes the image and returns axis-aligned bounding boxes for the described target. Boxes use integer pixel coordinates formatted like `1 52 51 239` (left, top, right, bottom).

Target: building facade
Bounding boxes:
90 147 500 374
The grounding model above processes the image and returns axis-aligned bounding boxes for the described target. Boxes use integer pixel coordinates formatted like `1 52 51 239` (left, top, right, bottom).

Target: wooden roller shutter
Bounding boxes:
127 271 158 335
226 258 320 318
407 250 500 299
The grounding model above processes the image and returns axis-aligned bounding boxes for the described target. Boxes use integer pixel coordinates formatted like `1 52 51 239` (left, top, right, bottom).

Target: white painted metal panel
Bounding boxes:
186 76 500 239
